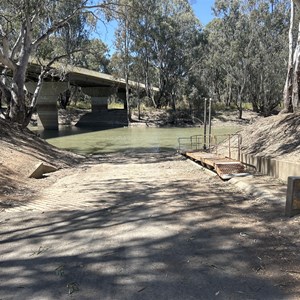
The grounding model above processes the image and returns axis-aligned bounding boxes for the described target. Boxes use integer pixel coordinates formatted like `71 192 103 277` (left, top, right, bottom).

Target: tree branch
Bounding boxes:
0 52 16 71
31 3 109 48
10 31 23 60
293 0 300 9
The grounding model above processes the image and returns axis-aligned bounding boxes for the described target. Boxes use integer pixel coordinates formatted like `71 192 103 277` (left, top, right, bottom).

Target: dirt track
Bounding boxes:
0 152 300 299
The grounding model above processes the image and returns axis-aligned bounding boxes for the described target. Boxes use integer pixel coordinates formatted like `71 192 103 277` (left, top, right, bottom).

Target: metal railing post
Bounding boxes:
208 98 212 150
238 134 241 161
228 134 231 158
203 98 207 150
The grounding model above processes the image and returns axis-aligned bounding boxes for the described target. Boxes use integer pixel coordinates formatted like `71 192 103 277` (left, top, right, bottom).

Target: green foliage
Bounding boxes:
202 0 290 117
0 0 293 125
0 0 111 126
108 0 204 111
212 101 237 112
71 39 110 73
108 100 124 109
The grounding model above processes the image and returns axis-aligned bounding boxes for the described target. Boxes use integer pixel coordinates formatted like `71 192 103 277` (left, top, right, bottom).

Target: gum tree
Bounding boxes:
0 0 108 127
283 0 300 112
205 0 289 117
109 0 202 111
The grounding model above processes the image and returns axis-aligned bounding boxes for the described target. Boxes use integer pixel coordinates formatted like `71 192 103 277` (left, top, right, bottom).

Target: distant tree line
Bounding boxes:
0 0 298 127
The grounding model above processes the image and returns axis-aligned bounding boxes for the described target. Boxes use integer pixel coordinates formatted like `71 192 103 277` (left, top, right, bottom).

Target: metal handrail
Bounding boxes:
178 135 203 152
178 133 242 160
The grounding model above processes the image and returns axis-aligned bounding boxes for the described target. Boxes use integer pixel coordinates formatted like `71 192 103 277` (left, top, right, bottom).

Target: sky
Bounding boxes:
99 0 215 54
192 0 215 25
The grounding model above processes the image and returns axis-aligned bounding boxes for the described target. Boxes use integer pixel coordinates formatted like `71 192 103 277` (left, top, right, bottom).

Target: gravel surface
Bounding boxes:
1 152 300 299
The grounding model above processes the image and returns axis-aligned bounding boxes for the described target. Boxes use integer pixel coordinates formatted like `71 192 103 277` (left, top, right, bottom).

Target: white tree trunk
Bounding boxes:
292 20 300 111
282 0 294 112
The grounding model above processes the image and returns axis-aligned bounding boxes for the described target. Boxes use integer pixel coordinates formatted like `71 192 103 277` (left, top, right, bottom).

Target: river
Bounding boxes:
33 125 241 155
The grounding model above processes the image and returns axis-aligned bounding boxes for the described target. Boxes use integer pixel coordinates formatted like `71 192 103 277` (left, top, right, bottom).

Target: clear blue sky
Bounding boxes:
192 0 215 25
99 0 215 54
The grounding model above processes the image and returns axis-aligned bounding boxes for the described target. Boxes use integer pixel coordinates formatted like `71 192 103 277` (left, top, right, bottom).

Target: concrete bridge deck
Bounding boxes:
1 62 159 130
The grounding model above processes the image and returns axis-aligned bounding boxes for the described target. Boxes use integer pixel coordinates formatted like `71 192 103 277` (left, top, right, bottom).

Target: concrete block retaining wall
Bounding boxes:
237 152 300 182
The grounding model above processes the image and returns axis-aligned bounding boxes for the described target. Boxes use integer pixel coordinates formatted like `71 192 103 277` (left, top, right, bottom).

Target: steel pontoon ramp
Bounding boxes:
184 151 247 180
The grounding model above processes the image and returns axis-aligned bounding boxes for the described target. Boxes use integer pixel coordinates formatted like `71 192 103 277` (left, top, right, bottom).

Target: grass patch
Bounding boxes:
69 101 91 110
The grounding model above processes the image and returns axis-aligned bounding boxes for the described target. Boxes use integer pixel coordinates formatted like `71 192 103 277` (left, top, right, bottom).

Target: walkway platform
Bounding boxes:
183 151 247 180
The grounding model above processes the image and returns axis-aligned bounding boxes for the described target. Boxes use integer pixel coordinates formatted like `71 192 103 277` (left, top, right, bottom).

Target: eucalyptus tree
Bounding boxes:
205 0 289 117
108 0 203 112
144 0 202 111
110 0 133 120
203 19 229 105
72 38 110 73
283 0 300 112
124 0 159 108
239 0 289 116
0 0 109 127
208 0 253 119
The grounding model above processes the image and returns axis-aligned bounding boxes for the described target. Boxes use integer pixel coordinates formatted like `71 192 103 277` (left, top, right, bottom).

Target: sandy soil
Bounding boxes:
239 112 300 161
0 118 84 208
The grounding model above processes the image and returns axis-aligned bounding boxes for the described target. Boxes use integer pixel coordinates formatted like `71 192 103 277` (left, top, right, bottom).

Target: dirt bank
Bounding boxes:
238 112 300 162
0 118 84 208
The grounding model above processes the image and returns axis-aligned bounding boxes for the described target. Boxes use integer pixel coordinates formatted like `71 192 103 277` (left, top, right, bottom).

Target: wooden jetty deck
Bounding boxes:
184 151 247 180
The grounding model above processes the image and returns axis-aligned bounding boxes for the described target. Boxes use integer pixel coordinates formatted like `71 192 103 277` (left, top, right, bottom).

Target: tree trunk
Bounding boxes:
9 77 27 126
123 5 131 123
171 90 176 112
237 81 245 119
237 93 243 119
225 82 232 107
125 73 131 121
144 57 157 108
282 0 294 113
252 100 259 113
8 21 33 127
138 96 141 120
292 26 300 111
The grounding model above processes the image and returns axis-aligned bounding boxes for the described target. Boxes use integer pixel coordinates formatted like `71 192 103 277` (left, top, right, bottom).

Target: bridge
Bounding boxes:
24 63 158 130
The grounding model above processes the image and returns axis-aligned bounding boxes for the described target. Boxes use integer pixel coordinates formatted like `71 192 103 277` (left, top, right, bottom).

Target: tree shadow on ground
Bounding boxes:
0 170 299 299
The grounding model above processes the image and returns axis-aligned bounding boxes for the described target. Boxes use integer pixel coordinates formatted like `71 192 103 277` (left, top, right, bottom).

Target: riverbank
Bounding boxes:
56 107 259 128
0 118 84 208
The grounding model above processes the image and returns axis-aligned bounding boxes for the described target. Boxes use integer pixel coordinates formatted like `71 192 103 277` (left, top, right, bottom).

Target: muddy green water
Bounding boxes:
34 125 241 155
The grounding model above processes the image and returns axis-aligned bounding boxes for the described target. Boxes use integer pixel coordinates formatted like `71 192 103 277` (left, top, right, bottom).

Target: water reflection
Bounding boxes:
31 125 240 155
32 125 116 139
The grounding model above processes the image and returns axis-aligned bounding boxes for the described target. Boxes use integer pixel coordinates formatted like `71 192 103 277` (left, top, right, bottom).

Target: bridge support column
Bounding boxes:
82 87 114 111
117 91 127 110
26 82 68 130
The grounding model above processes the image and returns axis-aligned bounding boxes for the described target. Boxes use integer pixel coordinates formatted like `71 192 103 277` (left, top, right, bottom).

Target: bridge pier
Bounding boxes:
26 82 68 130
82 87 114 111
76 87 128 127
117 91 127 110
